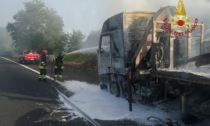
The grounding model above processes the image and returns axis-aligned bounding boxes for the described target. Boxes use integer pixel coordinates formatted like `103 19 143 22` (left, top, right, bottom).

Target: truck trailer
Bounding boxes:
97 6 210 117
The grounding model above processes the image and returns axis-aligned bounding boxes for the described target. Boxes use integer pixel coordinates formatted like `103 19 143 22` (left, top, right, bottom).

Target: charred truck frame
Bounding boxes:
97 6 210 116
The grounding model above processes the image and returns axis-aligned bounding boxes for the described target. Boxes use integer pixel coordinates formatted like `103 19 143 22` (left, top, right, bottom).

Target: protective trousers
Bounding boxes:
39 69 47 80
39 61 47 81
54 65 64 79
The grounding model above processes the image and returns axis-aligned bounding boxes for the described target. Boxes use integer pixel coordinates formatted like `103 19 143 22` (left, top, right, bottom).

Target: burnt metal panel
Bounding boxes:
99 11 156 76
134 6 176 69
154 70 210 85
188 53 210 67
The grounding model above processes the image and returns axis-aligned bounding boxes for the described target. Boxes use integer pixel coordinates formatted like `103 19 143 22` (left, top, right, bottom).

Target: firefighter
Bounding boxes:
39 49 48 81
53 53 64 80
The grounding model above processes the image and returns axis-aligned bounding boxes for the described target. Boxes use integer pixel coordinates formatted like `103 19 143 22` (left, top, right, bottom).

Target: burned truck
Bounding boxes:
97 6 210 116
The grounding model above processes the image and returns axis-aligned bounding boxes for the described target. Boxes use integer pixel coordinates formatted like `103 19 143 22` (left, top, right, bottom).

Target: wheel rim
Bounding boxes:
110 82 120 96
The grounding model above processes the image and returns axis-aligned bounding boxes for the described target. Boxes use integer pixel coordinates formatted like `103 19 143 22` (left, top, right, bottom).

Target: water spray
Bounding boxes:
66 47 98 55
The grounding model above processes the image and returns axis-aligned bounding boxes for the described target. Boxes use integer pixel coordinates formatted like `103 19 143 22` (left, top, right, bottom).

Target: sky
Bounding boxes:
0 0 210 35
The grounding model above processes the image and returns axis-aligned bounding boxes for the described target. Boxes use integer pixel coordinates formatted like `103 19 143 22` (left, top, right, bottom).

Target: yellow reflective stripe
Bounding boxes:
39 66 44 69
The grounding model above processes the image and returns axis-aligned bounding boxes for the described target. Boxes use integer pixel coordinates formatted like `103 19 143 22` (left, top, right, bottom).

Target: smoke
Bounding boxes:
1 0 209 35
74 0 210 53
43 0 169 36
80 30 101 50
1 0 209 56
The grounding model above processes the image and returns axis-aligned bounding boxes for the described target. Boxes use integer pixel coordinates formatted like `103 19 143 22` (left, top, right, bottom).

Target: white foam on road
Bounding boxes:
60 80 181 124
0 56 181 124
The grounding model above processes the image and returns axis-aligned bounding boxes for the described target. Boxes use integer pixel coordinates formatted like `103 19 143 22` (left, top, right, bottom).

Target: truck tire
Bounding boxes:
110 82 120 97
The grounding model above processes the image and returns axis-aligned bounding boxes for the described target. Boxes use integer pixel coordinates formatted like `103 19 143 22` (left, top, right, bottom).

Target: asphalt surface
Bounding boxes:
3 55 210 126
0 56 93 126
0 56 141 126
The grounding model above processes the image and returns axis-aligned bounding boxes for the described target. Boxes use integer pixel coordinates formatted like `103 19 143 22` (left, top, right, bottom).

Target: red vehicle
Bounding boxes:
19 50 40 64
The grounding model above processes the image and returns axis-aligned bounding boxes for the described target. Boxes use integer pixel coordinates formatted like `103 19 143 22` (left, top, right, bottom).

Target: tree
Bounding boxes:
0 27 13 53
63 30 85 53
6 0 64 53
81 30 101 49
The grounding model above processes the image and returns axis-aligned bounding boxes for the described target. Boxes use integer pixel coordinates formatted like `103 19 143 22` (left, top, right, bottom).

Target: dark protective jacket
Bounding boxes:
54 55 64 69
39 53 47 69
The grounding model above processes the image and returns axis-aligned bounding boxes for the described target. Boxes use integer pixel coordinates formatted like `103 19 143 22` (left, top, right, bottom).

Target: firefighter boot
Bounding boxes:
58 75 63 81
38 75 42 81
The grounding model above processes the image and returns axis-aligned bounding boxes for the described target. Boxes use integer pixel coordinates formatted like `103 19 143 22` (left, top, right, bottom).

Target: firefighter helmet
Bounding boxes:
42 49 48 54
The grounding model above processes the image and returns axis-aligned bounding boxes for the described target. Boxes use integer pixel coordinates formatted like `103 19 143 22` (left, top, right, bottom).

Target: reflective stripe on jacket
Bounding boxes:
39 61 46 69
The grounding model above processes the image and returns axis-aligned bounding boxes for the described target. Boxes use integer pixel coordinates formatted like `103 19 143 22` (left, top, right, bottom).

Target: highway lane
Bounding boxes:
1 56 141 126
0 57 92 126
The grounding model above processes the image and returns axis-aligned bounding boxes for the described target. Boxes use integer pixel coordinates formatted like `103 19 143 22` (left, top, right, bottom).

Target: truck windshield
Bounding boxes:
101 36 110 52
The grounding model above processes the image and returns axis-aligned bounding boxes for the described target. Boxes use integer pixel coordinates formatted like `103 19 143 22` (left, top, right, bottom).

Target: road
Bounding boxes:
0 56 93 126
0 55 142 126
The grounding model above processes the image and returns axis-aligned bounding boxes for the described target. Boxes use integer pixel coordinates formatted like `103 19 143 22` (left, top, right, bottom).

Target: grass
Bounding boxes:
64 53 94 62
64 53 97 69
64 53 98 78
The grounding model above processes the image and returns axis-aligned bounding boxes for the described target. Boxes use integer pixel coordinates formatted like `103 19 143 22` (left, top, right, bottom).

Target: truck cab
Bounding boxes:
98 6 210 117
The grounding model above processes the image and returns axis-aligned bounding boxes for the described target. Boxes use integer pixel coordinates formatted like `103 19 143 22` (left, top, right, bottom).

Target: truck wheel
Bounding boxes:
110 82 120 97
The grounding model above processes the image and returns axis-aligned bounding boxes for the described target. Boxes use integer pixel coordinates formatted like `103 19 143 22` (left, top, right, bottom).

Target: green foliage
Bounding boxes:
81 30 100 48
6 0 64 53
63 30 85 53
0 27 13 52
64 53 93 62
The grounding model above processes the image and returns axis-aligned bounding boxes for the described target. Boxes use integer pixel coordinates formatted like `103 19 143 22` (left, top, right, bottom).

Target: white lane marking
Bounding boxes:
0 56 63 85
0 56 39 74
56 89 102 126
1 56 101 125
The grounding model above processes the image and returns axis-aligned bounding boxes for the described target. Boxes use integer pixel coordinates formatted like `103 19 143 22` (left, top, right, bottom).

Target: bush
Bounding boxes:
64 53 96 64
